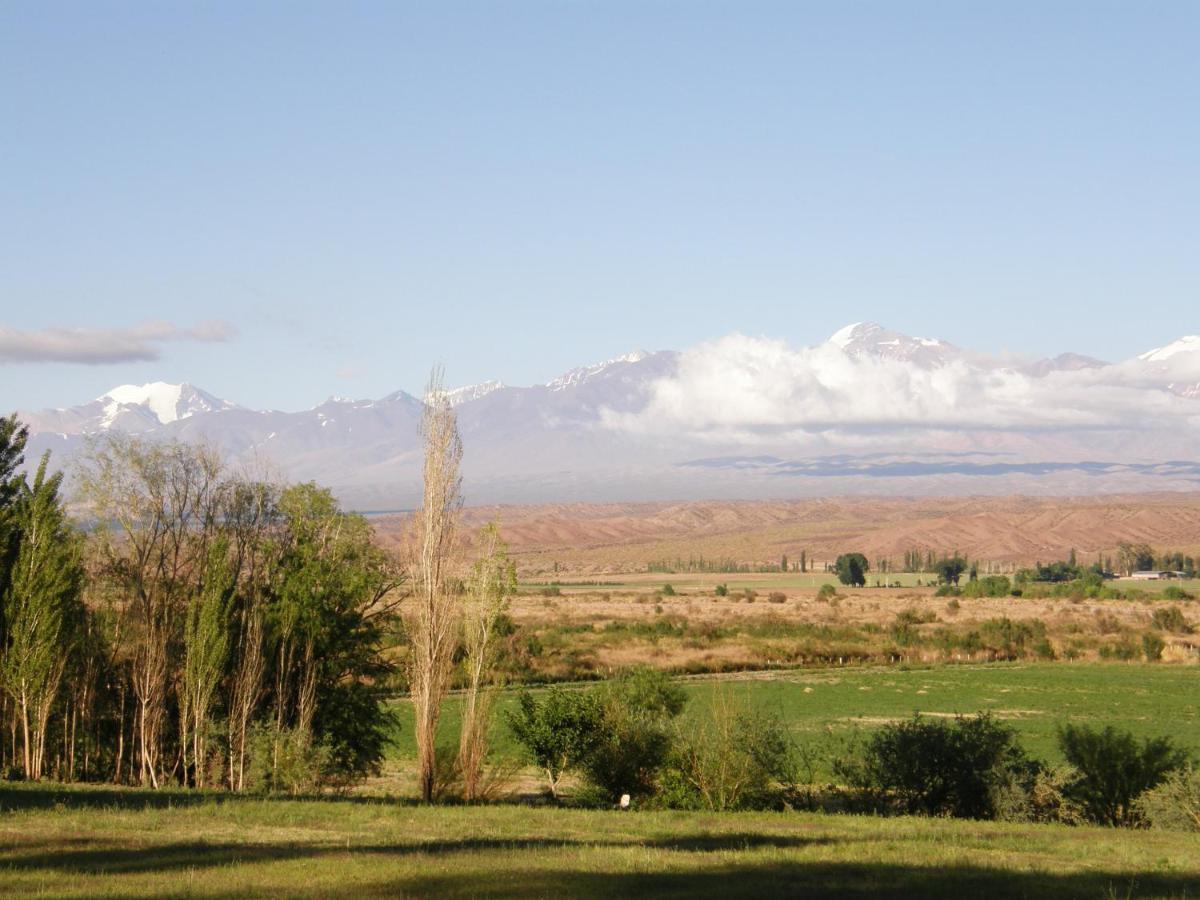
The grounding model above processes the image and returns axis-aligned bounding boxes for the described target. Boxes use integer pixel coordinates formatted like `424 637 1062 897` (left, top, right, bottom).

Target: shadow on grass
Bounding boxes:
3 837 1197 898
383 864 1200 899
0 834 835 875
0 783 420 812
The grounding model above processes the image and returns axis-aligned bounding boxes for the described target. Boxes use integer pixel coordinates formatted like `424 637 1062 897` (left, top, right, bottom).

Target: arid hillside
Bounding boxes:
371 494 1200 575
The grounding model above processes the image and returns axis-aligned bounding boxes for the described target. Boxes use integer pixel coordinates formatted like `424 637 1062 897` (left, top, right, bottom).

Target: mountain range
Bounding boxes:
16 323 1200 509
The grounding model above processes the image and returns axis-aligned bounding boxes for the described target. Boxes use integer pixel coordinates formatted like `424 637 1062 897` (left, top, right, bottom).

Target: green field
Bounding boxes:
0 784 1197 898
388 663 1200 777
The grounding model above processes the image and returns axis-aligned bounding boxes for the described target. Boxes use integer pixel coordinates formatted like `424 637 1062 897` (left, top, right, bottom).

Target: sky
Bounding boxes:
1 1 1197 413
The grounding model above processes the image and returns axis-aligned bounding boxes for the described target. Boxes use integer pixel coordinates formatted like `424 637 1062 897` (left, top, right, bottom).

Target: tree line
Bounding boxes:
0 371 514 799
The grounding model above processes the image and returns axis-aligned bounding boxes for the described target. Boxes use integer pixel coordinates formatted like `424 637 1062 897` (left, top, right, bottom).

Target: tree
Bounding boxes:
0 453 84 779
458 523 516 801
407 368 463 803
0 415 30 628
935 556 968 586
272 483 402 787
506 687 602 799
1117 542 1155 576
837 713 1042 819
834 553 869 587
77 435 225 788
1058 725 1190 826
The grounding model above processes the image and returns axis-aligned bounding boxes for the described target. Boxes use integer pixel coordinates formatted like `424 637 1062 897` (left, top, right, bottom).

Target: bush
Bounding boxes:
661 583 676 596
1142 632 1166 662
1136 767 1200 832
1057 724 1191 826
506 686 603 799
961 575 1012 598
665 687 797 811
1151 605 1192 634
1161 586 1194 601
767 591 787 604
836 713 1042 819
714 583 728 597
582 668 686 804
816 583 838 602
245 724 332 795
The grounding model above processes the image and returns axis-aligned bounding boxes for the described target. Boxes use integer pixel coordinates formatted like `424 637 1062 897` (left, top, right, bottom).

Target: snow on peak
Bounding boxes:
97 382 233 428
546 351 651 391
1139 335 1200 363
446 380 506 406
101 382 186 425
828 322 868 348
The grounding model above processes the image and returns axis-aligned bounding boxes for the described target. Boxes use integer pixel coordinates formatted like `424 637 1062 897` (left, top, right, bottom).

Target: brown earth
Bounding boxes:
371 493 1200 575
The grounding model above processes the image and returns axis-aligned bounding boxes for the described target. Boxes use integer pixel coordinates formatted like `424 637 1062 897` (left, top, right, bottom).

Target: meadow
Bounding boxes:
1 783 1198 898
380 663 1200 787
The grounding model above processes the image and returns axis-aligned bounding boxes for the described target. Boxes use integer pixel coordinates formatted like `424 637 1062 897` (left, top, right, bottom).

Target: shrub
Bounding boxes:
661 583 676 596
1161 586 1194 601
1142 632 1166 662
767 591 787 604
836 713 1042 819
582 668 686 803
665 688 797 811
245 724 333 796
1136 767 1200 832
1057 724 1191 826
1151 605 1192 634
816 583 838 602
961 575 1012 598
714 583 728 597
506 686 603 799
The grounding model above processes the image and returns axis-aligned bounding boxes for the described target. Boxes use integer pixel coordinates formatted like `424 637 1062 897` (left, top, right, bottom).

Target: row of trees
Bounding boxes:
0 371 517 799
0 414 404 789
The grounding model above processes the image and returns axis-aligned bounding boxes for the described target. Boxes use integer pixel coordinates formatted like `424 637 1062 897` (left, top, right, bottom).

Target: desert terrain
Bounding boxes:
371 493 1200 575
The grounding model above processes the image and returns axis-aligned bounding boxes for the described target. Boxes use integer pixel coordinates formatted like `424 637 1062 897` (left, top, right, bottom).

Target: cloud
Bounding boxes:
602 333 1200 442
0 320 235 365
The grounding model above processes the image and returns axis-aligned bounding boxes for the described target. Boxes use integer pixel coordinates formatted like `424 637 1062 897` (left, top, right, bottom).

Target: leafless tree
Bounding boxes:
406 367 463 803
457 523 515 801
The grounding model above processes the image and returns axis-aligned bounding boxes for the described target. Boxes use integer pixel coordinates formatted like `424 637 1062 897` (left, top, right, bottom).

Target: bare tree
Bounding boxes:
458 523 515 801
77 436 224 787
407 367 463 803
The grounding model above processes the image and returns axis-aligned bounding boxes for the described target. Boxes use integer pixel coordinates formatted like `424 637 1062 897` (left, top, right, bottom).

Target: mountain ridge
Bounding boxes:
16 324 1200 507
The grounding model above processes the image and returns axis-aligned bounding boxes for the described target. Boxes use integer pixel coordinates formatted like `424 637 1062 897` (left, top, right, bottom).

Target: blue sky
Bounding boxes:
2 1 1197 412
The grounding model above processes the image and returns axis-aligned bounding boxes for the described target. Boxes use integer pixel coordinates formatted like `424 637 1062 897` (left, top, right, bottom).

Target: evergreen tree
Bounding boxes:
0 452 84 779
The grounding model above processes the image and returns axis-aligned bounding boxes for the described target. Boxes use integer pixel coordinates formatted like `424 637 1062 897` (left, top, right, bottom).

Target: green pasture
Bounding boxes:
0 784 1197 898
389 663 1200 777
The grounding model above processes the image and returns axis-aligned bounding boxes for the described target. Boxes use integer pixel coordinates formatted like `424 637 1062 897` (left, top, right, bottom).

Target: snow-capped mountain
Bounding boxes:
22 382 240 436
446 380 506 406
827 322 961 367
1138 335 1200 363
546 351 651 391
15 328 1200 507
1137 335 1200 399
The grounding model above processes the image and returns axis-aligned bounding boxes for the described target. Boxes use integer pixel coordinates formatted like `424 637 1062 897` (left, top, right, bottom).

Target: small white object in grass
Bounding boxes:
619 794 631 809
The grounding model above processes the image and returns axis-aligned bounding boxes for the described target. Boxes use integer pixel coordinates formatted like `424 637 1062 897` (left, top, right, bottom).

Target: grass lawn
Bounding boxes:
0 783 1197 898
387 663 1200 777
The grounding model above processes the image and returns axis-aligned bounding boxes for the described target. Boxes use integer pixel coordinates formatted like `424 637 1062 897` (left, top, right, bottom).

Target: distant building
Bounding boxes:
1130 570 1177 581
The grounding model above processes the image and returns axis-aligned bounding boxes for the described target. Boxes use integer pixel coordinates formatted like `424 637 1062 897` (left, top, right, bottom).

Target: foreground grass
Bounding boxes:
1 783 1198 898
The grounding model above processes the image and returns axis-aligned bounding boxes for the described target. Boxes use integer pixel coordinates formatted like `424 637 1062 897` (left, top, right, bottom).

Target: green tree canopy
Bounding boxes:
835 553 869 587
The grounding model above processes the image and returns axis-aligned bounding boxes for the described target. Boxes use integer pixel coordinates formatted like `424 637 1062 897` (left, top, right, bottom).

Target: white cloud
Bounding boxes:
0 320 235 365
602 332 1200 441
